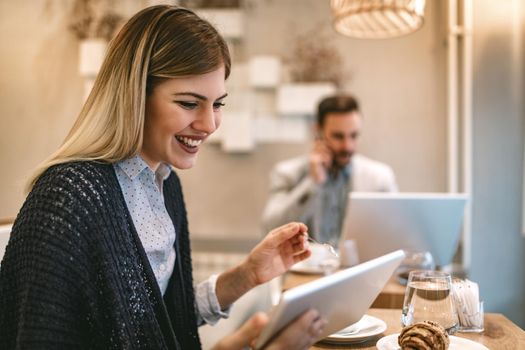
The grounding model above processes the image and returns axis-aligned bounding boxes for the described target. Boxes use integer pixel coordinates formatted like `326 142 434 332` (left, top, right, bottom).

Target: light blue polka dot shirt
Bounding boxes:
114 155 229 325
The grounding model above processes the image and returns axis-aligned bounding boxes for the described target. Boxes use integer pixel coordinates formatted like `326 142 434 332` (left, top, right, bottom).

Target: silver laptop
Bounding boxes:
339 192 467 266
254 250 405 349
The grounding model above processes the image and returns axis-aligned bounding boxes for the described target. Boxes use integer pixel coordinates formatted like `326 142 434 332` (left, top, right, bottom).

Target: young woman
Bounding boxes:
0 5 326 350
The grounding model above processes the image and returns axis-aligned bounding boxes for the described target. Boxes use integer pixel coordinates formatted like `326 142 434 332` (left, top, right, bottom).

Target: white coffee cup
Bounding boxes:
304 243 333 267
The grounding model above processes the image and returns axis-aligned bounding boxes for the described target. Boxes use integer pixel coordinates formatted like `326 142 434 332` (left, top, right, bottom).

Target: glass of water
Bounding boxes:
395 250 435 285
401 270 459 334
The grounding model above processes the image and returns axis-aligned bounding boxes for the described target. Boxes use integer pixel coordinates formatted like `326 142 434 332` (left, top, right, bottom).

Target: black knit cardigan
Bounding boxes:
0 161 201 349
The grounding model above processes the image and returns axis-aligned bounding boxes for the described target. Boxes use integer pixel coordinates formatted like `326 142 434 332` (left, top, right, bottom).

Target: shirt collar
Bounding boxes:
342 162 352 178
116 155 172 181
330 161 352 179
156 162 172 181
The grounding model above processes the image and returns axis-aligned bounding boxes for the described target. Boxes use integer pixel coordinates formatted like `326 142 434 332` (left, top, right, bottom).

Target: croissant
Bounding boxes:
398 320 450 350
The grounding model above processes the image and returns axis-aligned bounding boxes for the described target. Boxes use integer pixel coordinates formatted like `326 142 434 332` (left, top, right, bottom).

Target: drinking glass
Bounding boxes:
395 250 435 285
401 270 459 334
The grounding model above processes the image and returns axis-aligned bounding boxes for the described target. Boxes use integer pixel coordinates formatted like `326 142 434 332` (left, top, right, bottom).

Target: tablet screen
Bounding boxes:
255 250 405 349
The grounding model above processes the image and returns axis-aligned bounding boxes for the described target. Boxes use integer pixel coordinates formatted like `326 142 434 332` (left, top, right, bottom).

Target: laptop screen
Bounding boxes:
339 192 467 266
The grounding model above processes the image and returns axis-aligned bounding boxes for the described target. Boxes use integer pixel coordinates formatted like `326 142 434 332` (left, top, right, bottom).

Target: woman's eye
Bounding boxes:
176 101 198 110
213 102 225 110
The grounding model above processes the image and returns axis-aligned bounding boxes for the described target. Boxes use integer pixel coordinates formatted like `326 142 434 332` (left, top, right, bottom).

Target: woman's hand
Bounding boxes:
243 222 311 286
212 309 327 350
215 222 311 310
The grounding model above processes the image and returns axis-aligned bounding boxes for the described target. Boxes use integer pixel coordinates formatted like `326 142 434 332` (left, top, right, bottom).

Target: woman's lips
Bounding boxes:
175 135 203 154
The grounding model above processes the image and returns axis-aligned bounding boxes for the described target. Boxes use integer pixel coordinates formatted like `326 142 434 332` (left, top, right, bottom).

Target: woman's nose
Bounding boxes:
194 107 217 134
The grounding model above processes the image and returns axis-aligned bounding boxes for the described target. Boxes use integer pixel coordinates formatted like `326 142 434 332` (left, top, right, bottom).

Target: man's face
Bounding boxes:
318 111 362 168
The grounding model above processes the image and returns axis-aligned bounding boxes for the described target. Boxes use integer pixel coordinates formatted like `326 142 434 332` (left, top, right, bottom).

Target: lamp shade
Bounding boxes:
331 0 426 39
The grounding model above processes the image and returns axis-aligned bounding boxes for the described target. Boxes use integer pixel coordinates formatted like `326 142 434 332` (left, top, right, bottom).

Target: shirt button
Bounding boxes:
159 263 166 272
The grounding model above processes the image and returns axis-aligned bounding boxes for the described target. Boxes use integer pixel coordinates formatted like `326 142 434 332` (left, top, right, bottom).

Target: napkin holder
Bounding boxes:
452 278 484 333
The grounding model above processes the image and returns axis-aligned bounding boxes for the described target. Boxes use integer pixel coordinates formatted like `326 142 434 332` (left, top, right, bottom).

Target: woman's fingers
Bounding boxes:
308 312 328 338
282 234 309 257
267 309 327 350
292 250 312 263
245 222 310 285
299 310 328 347
267 222 308 248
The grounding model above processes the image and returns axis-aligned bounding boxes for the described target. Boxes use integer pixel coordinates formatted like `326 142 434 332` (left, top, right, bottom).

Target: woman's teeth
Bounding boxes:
176 136 202 148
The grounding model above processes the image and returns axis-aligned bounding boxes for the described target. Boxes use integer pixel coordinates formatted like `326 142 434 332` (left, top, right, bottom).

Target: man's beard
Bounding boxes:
332 151 353 169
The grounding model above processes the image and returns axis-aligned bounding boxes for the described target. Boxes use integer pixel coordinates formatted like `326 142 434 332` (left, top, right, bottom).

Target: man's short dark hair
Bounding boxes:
317 95 360 127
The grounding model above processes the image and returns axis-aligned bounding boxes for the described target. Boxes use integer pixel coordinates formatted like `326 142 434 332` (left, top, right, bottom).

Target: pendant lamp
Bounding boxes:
330 0 426 39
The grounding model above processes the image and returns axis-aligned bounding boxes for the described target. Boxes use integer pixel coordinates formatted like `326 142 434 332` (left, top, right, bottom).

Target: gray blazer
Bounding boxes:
261 154 398 234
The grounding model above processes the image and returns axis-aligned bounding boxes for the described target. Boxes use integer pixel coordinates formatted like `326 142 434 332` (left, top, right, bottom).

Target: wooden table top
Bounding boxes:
311 308 525 349
283 271 524 349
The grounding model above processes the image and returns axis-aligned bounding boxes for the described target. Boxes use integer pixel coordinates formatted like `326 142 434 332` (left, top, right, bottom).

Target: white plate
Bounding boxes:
376 333 489 350
320 315 387 344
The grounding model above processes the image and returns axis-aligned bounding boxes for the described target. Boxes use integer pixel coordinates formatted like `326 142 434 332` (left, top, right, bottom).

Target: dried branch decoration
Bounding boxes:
68 0 124 41
286 27 345 86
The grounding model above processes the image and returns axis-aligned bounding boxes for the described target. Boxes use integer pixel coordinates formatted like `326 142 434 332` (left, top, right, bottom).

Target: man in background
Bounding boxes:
262 94 397 246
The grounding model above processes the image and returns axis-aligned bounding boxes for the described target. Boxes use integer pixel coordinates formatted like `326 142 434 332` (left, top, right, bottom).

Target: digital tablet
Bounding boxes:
339 192 467 266
254 250 405 349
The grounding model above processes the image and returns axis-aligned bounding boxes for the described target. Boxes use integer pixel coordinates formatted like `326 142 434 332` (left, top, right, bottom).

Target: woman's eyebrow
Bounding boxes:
172 92 228 101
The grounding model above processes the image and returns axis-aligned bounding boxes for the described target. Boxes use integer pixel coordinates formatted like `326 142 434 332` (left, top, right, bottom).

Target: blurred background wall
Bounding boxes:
0 0 523 327
469 0 525 329
0 0 448 229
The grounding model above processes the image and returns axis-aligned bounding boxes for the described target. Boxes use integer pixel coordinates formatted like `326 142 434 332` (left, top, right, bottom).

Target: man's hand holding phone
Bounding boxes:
309 138 333 185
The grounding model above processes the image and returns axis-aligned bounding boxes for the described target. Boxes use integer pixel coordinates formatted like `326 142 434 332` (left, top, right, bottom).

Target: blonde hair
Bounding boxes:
27 5 231 191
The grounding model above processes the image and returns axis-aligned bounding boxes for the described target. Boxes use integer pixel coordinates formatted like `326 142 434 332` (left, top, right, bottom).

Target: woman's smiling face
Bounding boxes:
141 66 227 171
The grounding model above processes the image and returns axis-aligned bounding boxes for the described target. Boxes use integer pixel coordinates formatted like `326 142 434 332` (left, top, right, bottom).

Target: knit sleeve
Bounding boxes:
0 164 95 349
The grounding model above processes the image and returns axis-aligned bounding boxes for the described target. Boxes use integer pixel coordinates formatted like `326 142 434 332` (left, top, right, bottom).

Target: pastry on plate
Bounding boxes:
398 320 449 350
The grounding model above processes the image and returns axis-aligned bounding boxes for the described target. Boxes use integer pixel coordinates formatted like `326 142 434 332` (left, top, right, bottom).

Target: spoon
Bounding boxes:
335 317 378 336
307 236 339 258
336 324 377 336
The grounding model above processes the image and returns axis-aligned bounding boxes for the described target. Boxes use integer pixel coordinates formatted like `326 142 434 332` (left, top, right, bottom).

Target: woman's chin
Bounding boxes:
171 157 197 170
